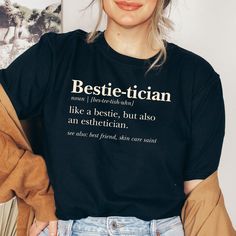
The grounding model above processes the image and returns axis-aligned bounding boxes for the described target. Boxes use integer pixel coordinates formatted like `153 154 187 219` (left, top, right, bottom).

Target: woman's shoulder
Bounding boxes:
41 28 89 49
167 41 219 84
168 41 215 71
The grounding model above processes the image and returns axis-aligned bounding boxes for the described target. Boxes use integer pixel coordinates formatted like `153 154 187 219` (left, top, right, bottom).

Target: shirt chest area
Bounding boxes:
43 63 191 149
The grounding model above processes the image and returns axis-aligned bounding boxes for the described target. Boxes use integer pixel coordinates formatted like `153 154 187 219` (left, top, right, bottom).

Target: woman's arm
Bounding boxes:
0 101 58 235
0 129 57 221
183 60 225 192
0 32 58 235
184 179 203 196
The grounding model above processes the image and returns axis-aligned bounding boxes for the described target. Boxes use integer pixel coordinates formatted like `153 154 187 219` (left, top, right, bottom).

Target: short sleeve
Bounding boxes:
0 32 54 120
183 68 226 181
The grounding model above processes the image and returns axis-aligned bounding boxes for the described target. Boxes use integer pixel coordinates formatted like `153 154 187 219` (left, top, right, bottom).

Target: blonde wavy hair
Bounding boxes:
84 0 174 74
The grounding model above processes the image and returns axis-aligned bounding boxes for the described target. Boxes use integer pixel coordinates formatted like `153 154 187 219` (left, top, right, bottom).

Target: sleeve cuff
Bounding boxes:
32 186 58 222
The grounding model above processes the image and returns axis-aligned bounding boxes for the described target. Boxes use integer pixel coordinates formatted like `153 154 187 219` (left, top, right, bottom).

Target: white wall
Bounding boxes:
62 0 236 227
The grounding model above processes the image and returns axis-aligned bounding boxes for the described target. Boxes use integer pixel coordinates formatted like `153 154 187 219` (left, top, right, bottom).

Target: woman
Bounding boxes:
0 0 225 236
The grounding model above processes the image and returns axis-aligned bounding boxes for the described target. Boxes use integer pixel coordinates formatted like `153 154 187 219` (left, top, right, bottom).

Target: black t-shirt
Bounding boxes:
0 29 225 221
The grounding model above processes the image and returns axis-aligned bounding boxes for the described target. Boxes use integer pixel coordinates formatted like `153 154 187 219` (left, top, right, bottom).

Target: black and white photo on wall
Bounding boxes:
0 0 62 69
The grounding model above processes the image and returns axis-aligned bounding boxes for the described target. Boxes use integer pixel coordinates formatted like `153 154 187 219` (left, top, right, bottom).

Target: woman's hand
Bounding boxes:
184 179 203 196
29 219 58 236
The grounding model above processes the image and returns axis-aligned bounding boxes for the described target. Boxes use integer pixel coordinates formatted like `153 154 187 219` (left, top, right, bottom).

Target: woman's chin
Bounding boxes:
113 17 145 28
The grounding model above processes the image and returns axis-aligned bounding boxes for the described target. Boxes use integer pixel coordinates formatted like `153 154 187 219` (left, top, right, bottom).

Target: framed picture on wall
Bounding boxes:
0 0 62 69
0 0 62 151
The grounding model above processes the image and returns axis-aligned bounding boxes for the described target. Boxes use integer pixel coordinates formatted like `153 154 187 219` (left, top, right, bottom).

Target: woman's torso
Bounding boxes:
39 29 197 221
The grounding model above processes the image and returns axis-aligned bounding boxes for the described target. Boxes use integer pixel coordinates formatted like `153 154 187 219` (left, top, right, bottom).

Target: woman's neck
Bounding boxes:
104 20 161 59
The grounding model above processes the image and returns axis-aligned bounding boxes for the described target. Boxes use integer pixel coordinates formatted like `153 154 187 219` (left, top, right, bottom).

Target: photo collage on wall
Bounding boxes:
0 0 62 69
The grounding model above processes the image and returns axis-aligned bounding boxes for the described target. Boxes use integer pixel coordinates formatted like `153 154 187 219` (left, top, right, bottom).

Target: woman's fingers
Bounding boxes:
29 219 58 236
48 220 58 236
29 219 48 236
